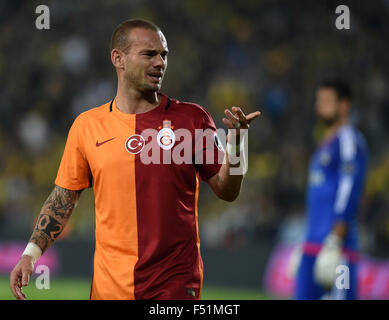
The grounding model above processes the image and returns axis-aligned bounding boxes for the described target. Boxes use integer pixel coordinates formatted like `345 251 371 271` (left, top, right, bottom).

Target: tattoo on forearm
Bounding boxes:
35 214 63 240
29 186 81 253
216 174 224 185
42 186 80 219
30 232 51 253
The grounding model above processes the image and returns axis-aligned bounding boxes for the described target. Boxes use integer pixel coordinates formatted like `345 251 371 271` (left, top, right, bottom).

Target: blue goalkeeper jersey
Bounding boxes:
305 124 368 251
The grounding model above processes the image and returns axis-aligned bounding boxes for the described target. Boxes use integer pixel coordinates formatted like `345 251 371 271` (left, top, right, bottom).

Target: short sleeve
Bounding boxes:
194 108 225 181
55 116 92 190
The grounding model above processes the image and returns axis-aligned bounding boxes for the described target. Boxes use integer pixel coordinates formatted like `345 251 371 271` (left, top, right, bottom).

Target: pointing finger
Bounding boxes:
246 111 261 123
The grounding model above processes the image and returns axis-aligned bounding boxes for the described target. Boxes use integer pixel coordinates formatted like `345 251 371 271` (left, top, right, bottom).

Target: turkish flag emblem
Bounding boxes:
125 134 145 154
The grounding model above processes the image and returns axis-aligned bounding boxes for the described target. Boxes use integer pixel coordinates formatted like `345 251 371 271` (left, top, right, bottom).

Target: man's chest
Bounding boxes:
309 142 340 187
81 115 200 176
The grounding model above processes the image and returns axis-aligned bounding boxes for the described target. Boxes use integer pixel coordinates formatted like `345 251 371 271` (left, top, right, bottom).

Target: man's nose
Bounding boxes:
153 55 166 69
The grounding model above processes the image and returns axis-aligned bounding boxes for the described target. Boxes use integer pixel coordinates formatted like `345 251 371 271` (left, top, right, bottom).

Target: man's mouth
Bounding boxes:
148 72 163 82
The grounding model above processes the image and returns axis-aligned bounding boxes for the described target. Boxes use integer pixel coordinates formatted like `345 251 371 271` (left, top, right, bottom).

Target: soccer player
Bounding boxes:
293 79 368 300
9 19 260 300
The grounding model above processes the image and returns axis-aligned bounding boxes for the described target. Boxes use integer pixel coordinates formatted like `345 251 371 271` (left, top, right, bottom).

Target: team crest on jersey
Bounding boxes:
319 151 331 166
157 120 175 150
125 134 145 154
309 170 325 186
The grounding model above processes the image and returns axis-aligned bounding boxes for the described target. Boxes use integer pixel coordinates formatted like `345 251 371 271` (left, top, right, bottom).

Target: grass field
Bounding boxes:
0 276 269 300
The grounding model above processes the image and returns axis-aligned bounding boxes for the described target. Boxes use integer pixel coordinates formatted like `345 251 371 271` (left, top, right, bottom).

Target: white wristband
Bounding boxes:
22 242 42 263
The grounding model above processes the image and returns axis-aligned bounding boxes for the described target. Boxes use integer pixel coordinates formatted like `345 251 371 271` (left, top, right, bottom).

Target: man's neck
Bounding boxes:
322 118 348 143
115 82 160 114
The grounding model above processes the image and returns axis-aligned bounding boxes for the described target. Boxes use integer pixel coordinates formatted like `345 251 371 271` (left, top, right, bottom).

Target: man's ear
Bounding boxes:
339 99 351 116
111 49 124 69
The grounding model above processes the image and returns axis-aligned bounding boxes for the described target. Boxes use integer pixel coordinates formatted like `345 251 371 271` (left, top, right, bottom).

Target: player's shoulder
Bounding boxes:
169 96 214 121
338 125 367 145
336 124 368 159
72 101 111 126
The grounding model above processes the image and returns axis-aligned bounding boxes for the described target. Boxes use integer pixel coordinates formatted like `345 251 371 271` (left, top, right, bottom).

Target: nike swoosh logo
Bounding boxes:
96 137 115 147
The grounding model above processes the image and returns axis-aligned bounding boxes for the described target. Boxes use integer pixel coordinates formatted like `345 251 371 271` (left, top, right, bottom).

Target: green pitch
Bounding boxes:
0 276 269 300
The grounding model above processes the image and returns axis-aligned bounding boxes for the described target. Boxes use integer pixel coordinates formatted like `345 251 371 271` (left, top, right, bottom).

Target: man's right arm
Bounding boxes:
9 185 82 299
29 185 82 253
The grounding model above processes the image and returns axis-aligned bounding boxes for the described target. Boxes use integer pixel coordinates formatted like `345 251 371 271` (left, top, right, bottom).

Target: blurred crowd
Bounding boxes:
0 0 389 257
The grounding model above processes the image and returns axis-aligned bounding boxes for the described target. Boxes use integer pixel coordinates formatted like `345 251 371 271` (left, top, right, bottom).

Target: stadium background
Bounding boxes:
1 0 389 299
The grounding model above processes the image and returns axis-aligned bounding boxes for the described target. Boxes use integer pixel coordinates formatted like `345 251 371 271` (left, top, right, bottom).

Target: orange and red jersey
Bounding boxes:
55 93 224 299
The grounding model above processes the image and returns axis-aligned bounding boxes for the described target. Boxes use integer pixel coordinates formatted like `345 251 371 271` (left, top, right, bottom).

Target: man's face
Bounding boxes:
315 87 340 125
122 28 168 92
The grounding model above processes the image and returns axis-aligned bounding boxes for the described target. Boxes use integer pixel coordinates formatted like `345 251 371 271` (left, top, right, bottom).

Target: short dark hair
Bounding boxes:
110 19 161 53
319 79 352 101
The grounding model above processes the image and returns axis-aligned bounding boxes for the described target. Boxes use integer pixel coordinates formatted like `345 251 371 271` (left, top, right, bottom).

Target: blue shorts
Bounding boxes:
295 253 357 300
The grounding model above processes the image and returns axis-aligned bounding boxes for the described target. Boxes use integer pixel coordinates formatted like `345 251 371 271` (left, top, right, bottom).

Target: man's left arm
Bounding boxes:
207 107 260 202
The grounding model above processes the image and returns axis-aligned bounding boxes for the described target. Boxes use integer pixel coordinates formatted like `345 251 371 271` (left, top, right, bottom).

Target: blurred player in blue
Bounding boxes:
290 79 368 300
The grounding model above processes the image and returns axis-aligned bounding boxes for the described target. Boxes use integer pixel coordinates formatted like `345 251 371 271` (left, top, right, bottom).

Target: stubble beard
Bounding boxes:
126 72 162 95
318 112 340 128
